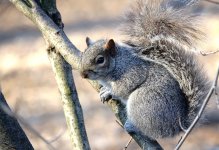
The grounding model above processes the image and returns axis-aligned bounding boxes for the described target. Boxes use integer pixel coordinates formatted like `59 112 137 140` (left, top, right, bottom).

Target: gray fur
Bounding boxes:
122 0 203 48
81 41 188 139
122 0 211 127
164 0 198 9
138 41 211 126
79 0 210 139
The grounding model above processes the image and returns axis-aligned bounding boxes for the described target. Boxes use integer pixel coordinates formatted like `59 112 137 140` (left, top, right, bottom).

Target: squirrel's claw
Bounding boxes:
99 87 112 103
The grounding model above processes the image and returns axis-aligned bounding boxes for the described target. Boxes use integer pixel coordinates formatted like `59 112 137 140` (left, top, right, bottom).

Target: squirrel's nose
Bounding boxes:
80 71 88 79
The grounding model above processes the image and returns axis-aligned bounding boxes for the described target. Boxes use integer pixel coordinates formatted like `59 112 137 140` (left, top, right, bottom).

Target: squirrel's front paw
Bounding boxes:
99 87 112 103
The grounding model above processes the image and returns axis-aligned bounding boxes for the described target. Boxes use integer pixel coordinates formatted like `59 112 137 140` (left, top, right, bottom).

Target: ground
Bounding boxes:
0 0 219 150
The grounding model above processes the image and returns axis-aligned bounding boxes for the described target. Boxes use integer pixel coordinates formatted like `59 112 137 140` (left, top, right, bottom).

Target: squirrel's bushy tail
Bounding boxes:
122 0 211 127
122 0 203 48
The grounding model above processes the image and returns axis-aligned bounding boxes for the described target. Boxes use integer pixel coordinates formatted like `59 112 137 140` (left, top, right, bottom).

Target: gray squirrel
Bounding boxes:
79 0 210 139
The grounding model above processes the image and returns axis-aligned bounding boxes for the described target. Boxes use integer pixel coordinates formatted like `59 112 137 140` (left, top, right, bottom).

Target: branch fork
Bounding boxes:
8 0 219 150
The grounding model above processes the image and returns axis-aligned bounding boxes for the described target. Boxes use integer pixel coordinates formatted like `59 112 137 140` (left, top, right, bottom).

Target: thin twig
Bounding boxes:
123 137 133 150
204 0 219 5
115 120 137 150
0 103 56 150
49 127 66 143
116 119 124 129
179 117 187 133
13 97 23 114
215 66 219 87
200 50 219 56
214 67 219 109
175 65 219 150
216 87 219 109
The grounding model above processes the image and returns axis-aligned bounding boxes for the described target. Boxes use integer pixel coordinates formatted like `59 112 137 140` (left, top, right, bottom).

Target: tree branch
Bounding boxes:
200 50 219 56
48 50 90 150
37 1 90 150
0 91 33 150
10 0 81 69
9 0 163 149
0 97 56 150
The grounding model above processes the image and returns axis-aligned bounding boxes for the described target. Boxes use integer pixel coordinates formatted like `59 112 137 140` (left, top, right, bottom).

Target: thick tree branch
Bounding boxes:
9 0 163 149
10 0 80 69
0 91 33 150
1 97 56 150
37 1 90 150
48 50 90 150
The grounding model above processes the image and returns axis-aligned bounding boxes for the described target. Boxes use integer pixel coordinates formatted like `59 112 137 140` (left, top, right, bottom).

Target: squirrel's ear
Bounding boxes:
105 39 116 57
86 37 93 47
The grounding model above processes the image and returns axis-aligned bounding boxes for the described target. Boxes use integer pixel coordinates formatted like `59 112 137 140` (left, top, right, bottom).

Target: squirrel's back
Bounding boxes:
122 0 211 127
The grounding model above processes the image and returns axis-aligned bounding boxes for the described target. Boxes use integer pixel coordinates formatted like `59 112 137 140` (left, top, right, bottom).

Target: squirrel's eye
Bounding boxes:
95 55 105 64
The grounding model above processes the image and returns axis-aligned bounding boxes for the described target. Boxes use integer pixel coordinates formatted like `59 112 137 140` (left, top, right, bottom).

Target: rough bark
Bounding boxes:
48 51 90 150
39 1 90 149
0 91 33 150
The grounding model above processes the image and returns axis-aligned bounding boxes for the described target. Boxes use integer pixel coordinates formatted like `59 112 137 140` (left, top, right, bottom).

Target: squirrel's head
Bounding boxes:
80 37 117 80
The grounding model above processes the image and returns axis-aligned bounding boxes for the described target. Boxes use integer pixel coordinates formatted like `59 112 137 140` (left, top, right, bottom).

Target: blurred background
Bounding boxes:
0 0 219 150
